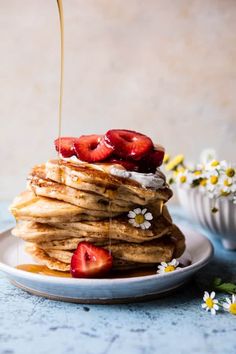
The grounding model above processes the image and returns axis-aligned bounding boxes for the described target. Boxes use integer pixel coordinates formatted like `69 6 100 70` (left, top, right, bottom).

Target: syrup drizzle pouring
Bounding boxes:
56 0 64 182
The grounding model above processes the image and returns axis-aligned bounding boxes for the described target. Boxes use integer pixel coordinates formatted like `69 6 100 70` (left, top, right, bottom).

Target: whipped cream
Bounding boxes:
61 156 124 173
109 167 165 190
61 155 165 190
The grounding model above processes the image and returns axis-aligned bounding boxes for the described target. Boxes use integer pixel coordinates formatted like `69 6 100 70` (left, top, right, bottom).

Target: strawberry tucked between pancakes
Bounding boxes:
70 242 113 278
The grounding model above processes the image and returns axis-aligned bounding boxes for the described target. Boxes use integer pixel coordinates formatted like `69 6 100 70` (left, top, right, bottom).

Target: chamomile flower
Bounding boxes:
176 170 193 187
222 294 236 315
166 154 184 171
205 159 222 171
201 291 219 315
128 208 153 230
157 259 181 274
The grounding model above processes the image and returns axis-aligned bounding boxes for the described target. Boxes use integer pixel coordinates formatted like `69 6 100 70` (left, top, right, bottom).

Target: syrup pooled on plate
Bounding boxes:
16 264 71 278
16 264 158 278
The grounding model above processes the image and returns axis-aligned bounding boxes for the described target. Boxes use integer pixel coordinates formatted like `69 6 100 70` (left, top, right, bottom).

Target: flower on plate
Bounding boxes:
222 294 236 315
128 208 153 230
201 291 219 315
157 259 181 274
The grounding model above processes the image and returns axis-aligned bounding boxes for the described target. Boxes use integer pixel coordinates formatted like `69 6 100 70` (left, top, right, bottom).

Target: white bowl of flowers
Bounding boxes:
164 153 236 250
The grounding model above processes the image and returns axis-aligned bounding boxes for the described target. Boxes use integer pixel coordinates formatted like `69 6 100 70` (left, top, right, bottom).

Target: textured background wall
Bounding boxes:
0 0 236 199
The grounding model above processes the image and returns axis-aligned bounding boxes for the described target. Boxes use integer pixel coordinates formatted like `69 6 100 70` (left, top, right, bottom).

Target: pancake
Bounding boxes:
26 244 157 271
42 238 175 264
9 190 122 223
45 159 173 204
28 165 133 212
12 207 172 244
25 236 176 271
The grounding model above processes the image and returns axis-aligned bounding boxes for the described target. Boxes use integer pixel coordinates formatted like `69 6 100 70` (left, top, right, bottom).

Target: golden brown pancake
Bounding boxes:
45 159 173 204
10 190 122 223
28 165 133 212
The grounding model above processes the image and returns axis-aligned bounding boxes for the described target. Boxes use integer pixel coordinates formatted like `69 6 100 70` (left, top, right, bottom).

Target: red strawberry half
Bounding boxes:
139 145 165 173
54 137 78 158
74 135 113 162
70 242 113 278
106 158 140 171
105 130 153 160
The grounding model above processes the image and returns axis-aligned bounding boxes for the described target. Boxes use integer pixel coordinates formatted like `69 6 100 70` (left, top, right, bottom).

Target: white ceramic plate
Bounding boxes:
0 225 213 304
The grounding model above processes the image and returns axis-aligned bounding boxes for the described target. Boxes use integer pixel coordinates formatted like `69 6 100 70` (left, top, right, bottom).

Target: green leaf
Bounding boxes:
212 277 236 294
213 277 222 287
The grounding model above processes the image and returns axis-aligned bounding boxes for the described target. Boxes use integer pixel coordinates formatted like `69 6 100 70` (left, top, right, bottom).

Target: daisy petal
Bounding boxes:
211 308 216 315
202 303 207 309
129 219 135 225
210 291 215 299
141 208 147 214
226 297 231 304
145 212 153 221
143 221 151 229
223 303 230 310
232 294 236 303
134 208 141 214
128 211 136 218
214 304 219 310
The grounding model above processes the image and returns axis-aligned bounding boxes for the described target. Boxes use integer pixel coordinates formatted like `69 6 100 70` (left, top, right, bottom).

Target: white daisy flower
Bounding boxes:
206 159 229 171
128 208 153 230
176 170 193 188
222 294 236 316
157 259 181 274
201 291 219 315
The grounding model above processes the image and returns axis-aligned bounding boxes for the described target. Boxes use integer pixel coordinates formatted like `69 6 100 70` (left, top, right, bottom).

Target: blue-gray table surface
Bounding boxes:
0 201 235 354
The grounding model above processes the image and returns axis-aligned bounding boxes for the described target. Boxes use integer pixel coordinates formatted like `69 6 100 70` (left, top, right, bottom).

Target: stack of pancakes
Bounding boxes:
10 159 185 272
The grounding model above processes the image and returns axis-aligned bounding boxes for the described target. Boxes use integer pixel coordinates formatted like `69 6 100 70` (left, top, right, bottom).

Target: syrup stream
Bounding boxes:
56 0 64 154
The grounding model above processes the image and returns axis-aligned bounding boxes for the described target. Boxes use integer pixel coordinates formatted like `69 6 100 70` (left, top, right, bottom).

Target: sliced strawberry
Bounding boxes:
54 137 78 158
139 145 165 173
106 158 140 171
70 242 113 278
74 135 113 162
105 130 153 160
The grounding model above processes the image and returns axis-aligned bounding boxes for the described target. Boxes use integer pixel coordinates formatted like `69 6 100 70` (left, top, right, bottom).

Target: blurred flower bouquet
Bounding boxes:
163 150 236 250
164 150 236 208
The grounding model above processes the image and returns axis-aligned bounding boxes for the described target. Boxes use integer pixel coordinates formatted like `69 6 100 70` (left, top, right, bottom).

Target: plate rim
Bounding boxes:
0 225 214 285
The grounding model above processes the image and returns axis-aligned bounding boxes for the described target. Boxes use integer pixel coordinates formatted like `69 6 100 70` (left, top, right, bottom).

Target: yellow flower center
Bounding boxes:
224 179 232 187
210 175 218 185
200 179 207 186
180 176 187 183
211 160 219 167
164 265 175 272
229 303 236 315
194 170 202 176
226 168 235 178
135 214 145 225
206 298 214 309
221 190 230 197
